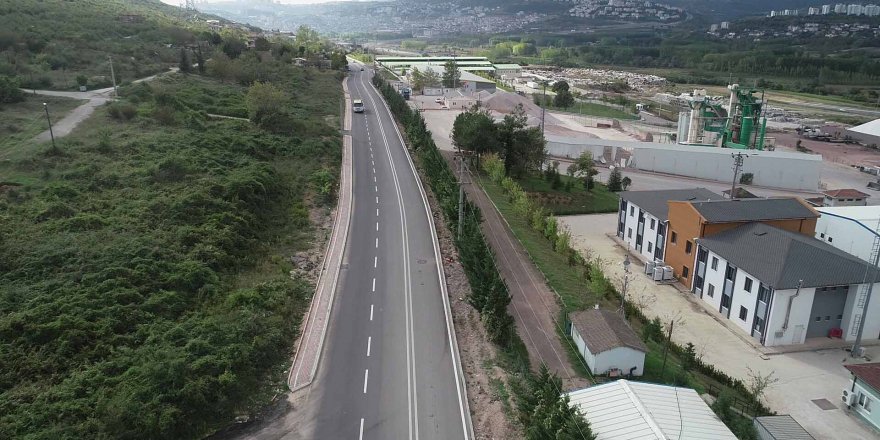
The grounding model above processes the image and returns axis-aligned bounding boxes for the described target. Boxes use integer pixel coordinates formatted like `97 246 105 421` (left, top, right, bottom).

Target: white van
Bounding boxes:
353 99 364 113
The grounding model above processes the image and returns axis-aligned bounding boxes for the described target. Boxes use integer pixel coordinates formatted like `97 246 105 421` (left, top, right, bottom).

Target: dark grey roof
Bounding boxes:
753 415 815 440
570 309 647 354
697 223 880 290
619 188 722 221
690 198 817 223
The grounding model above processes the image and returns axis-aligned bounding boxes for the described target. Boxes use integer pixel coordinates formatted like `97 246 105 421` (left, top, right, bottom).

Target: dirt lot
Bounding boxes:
773 129 880 167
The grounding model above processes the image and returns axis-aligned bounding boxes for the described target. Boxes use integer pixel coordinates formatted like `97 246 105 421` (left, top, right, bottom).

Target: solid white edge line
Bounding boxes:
367 73 474 440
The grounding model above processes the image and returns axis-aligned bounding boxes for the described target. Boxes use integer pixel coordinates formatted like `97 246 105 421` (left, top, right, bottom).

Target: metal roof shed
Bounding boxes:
753 415 815 440
566 380 737 440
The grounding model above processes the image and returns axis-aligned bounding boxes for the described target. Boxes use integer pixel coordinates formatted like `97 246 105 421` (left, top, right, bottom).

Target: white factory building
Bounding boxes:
815 205 880 263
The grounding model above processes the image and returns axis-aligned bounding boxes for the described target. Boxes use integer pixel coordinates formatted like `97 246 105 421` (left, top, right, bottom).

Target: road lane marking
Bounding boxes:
367 336 371 357
375 185 378 192
374 176 377 183
376 222 379 231
370 304 374 320
372 278 376 292
371 160 375 167
376 208 379 216
375 196 379 204
363 369 369 393
375 237 378 248
372 167 376 174
374 255 378 267
361 75 421 440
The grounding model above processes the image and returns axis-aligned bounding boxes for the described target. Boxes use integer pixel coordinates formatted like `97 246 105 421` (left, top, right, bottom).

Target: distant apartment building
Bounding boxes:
822 4 833 14
835 3 848 13
866 4 880 16
809 6 822 15
720 21 730 29
848 3 864 15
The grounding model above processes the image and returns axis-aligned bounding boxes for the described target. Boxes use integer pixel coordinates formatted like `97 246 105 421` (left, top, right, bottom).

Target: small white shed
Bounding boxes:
569 308 647 376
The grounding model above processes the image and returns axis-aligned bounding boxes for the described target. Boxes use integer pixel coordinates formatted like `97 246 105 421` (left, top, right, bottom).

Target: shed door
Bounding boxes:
806 286 848 339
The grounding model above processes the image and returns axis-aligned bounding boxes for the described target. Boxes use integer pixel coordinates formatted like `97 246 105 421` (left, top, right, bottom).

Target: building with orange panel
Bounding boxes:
663 198 818 289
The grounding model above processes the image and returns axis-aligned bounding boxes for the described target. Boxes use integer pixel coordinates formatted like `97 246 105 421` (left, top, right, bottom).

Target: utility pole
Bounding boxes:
730 152 748 199
457 149 469 239
108 55 118 98
43 103 56 150
541 81 547 137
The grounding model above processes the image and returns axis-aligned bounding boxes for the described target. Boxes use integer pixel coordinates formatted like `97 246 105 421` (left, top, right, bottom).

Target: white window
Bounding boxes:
859 392 872 412
630 206 635 216
707 284 715 298
650 218 656 230
711 257 718 270
648 242 653 253
628 228 632 239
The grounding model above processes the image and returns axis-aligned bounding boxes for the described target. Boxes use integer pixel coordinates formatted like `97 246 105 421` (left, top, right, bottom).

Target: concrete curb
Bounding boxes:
369 74 476 440
288 78 354 391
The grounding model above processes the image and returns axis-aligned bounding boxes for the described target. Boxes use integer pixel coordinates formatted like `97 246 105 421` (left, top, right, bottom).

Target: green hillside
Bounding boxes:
0 1 345 439
0 0 242 90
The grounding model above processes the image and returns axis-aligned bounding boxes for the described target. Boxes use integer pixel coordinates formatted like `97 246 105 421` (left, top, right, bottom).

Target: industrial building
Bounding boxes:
695 222 880 346
566 380 737 440
375 55 520 79
846 118 880 147
815 205 880 262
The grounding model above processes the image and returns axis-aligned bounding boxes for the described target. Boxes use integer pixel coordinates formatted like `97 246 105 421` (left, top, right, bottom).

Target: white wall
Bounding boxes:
765 287 817 346
571 323 645 376
728 270 761 335
619 202 661 262
700 249 727 312
815 209 880 263
595 347 646 376
842 282 880 343
544 137 822 191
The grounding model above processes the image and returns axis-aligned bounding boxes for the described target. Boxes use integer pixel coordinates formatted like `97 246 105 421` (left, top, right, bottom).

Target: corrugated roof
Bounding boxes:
566 380 737 440
690 198 818 223
754 415 815 440
619 188 723 221
848 118 880 138
845 362 880 394
697 223 880 289
570 309 647 354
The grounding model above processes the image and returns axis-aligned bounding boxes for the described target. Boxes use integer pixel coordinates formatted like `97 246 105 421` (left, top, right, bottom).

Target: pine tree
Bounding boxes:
607 167 623 192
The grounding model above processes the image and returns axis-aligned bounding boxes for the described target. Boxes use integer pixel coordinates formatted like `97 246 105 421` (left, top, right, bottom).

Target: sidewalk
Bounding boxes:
559 212 880 440
287 123 353 390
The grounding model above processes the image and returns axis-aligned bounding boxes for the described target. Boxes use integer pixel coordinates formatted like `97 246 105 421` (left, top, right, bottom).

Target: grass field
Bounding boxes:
0 95 85 157
545 101 638 120
518 173 620 215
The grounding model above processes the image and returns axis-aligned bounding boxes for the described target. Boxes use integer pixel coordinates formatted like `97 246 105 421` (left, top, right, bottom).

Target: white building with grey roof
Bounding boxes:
569 308 647 376
617 188 722 262
695 222 880 346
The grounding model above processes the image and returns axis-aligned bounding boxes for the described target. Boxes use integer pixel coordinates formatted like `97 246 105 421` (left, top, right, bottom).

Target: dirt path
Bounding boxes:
442 151 583 386
28 68 178 142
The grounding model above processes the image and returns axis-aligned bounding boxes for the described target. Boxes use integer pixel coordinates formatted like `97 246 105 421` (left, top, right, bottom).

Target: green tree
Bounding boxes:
554 89 574 108
246 81 287 125
568 151 598 191
451 104 499 156
551 80 570 93
607 167 623 192
0 75 24 103
516 366 596 440
497 104 545 177
442 59 460 88
254 37 270 51
621 176 632 191
178 48 191 73
207 52 233 82
196 48 206 74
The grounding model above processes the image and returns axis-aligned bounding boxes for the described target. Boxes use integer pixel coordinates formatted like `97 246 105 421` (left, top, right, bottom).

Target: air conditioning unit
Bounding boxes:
842 389 857 406
645 261 656 275
662 266 674 281
652 267 664 281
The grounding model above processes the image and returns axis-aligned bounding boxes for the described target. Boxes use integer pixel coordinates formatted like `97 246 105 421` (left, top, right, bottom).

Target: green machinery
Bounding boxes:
679 85 768 150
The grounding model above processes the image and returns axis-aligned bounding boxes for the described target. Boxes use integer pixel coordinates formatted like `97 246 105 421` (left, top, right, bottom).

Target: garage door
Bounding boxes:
806 286 849 339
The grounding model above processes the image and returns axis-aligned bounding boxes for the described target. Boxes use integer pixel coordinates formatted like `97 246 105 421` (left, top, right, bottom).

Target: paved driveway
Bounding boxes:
559 213 880 440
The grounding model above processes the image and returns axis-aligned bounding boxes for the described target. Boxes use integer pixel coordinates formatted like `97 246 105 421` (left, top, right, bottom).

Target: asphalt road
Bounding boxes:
308 66 470 440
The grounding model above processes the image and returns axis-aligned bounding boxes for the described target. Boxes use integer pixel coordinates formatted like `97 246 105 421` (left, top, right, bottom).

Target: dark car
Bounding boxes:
360 67 364 71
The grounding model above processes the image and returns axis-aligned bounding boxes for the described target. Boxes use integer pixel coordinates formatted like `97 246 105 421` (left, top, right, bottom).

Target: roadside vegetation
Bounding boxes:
0 94 85 156
0 17 344 439
374 74 595 439
479 152 770 439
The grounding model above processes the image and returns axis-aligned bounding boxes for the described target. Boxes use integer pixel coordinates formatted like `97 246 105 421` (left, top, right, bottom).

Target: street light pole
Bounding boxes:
621 254 631 320
730 152 748 199
541 81 547 137
108 55 118 98
43 103 56 150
